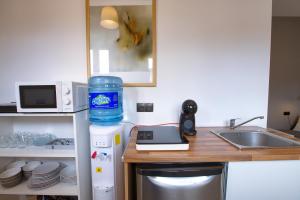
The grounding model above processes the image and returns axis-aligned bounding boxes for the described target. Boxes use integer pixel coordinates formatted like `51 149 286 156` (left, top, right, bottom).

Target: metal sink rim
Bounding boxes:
210 129 300 149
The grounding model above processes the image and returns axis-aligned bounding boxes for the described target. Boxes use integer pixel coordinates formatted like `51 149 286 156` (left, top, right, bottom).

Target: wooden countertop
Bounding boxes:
123 126 300 163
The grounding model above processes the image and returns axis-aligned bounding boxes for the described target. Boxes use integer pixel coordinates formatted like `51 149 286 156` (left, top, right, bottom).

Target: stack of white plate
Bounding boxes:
22 161 42 179
6 160 26 169
60 165 77 185
0 167 22 188
28 161 63 189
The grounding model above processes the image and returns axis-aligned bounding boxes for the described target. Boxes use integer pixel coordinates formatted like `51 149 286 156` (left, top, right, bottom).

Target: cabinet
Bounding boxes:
0 111 91 200
226 161 300 200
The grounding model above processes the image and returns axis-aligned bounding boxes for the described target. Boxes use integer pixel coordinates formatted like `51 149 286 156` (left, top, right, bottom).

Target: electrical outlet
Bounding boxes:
137 103 146 112
137 103 154 112
145 103 154 112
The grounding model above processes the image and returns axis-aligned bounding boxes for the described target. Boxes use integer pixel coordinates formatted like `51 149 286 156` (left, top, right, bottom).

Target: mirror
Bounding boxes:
86 0 157 87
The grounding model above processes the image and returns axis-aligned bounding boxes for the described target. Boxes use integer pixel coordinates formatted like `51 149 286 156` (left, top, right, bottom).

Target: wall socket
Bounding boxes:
137 103 154 112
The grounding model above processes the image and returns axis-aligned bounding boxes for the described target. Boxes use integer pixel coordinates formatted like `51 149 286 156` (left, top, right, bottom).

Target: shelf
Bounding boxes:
0 148 75 158
0 180 78 196
0 113 75 117
0 110 91 199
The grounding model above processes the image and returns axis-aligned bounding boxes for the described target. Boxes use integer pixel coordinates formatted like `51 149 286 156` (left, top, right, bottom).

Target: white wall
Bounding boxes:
273 0 300 17
124 0 272 128
0 0 87 104
0 0 272 129
268 17 300 130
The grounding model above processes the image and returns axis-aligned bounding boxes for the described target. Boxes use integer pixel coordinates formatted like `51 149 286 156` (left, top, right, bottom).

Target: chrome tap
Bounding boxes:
229 116 264 129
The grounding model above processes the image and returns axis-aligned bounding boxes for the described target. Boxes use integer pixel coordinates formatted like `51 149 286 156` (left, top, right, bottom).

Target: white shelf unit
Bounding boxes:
0 180 77 196
0 111 92 200
0 149 75 158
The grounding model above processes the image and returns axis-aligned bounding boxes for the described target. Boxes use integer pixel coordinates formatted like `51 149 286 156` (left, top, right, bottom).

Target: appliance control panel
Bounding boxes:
62 82 73 111
92 135 112 148
64 87 71 95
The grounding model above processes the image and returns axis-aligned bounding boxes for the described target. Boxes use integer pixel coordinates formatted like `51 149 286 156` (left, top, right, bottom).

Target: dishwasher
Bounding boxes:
136 163 226 200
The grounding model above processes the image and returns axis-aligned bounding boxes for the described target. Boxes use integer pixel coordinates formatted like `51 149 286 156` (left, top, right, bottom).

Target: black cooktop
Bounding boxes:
136 126 188 145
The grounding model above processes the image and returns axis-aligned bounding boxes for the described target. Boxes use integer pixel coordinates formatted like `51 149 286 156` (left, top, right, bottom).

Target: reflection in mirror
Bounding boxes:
87 0 156 87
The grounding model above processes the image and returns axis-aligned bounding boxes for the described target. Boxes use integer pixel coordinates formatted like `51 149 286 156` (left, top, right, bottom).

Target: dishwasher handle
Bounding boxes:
136 164 223 177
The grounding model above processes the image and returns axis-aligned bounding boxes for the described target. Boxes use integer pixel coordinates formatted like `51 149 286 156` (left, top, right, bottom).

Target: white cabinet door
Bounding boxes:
226 161 300 200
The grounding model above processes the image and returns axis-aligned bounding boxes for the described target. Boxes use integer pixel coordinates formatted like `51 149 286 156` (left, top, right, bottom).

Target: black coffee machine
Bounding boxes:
179 100 197 137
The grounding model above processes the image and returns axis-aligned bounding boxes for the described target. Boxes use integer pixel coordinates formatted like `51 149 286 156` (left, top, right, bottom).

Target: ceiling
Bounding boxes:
273 0 300 16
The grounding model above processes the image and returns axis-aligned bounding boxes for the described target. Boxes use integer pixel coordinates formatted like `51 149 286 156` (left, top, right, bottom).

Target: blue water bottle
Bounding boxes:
88 76 123 125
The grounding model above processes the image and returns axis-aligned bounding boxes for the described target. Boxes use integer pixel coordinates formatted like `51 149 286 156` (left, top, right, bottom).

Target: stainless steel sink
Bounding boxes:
211 130 300 149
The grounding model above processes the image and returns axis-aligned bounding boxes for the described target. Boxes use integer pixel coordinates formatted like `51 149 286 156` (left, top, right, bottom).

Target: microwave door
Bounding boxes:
17 85 60 112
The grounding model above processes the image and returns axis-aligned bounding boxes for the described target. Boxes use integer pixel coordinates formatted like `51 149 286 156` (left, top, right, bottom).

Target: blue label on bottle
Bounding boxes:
89 92 118 109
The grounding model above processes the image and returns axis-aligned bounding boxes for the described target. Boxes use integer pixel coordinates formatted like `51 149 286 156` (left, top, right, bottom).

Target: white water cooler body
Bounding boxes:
90 124 124 200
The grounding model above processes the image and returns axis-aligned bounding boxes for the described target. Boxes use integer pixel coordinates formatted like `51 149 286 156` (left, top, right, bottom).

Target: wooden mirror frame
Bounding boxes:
85 0 157 87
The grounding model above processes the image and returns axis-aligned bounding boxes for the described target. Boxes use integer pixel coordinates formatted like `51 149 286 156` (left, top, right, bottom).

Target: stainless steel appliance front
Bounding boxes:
136 163 225 200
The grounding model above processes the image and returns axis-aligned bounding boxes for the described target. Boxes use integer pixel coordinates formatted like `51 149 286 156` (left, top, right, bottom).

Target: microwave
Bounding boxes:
16 81 88 113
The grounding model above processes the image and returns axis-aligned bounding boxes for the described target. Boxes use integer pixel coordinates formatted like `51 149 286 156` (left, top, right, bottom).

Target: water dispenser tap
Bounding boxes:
91 151 97 159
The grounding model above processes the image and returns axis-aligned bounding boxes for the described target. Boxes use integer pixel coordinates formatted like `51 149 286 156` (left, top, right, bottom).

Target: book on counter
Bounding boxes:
136 126 189 151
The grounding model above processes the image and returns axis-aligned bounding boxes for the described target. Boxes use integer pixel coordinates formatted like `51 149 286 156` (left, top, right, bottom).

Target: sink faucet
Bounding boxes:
230 116 264 129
